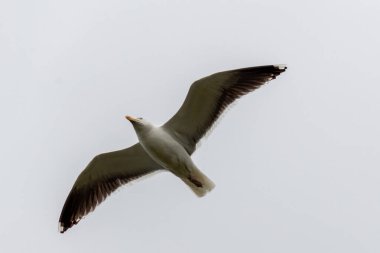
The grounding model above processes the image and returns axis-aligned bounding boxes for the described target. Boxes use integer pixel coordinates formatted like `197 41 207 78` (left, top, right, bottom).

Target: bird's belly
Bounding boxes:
139 132 190 174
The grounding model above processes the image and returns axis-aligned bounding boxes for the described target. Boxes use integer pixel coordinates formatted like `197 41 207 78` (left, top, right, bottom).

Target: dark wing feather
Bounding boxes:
59 143 162 233
163 65 287 154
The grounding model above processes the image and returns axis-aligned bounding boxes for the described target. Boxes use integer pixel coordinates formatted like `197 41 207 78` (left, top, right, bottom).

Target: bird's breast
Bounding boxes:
138 128 190 172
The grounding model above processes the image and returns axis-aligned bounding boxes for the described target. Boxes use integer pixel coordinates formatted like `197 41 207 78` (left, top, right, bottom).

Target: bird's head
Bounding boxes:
125 115 153 133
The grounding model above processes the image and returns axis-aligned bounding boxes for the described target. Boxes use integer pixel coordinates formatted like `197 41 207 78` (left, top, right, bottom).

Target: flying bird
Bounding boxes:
59 65 287 233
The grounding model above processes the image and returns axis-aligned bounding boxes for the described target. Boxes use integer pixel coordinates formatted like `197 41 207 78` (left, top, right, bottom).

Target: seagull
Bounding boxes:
59 65 287 233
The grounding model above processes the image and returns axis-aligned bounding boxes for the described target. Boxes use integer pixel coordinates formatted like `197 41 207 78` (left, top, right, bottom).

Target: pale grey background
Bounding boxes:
1 0 379 252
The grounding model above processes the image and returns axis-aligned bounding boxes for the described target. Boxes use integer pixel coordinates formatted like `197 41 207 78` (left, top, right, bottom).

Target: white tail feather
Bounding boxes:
181 168 215 197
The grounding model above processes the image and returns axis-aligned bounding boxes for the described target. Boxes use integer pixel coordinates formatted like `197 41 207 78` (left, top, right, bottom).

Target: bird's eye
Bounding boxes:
137 117 143 120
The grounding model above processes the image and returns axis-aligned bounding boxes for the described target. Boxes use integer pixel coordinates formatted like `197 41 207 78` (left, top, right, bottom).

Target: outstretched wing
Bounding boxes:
59 143 162 233
163 65 287 154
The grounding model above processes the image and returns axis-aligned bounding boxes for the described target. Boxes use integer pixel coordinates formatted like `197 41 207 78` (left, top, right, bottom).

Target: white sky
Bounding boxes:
1 0 380 252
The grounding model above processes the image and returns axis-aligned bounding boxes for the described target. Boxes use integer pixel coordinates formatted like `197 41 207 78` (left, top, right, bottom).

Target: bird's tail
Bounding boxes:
181 167 215 197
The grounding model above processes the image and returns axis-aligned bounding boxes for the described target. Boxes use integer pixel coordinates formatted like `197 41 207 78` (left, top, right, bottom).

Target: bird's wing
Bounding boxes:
59 143 162 233
163 65 287 154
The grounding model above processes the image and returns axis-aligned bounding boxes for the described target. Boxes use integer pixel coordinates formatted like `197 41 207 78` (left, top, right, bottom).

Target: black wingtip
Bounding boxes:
59 222 68 234
274 64 287 70
273 64 287 76
234 64 287 80
266 64 287 80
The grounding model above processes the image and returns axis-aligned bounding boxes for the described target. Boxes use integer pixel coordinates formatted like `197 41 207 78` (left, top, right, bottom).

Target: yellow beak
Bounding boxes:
125 115 136 121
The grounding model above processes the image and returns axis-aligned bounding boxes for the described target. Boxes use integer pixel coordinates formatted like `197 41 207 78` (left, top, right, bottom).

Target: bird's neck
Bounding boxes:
133 123 156 140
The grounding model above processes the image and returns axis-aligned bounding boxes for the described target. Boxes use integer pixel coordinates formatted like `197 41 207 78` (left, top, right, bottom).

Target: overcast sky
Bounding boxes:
1 0 380 252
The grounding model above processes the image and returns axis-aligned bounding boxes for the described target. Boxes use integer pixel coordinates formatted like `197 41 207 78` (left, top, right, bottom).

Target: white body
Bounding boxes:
137 126 193 177
131 120 214 196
